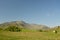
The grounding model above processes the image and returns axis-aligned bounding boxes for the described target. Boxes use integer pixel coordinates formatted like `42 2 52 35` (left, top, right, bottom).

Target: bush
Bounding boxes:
39 30 43 32
5 26 21 32
0 28 3 31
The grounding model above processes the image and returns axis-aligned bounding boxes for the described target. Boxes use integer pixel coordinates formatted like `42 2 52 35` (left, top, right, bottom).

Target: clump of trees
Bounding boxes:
39 29 48 32
5 26 21 32
0 28 3 31
39 30 43 32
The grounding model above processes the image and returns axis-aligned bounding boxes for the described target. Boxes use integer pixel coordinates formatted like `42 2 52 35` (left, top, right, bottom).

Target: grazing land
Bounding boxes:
0 31 60 40
0 21 60 40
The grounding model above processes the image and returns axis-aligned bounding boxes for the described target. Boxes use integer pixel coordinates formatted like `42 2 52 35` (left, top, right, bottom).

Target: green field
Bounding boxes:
0 31 60 40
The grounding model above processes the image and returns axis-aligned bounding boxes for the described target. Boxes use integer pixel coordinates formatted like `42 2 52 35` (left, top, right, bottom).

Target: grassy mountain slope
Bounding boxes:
0 21 49 31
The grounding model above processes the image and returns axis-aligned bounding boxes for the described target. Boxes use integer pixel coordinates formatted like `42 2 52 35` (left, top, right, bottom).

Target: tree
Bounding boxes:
39 29 43 32
5 26 21 32
0 28 2 31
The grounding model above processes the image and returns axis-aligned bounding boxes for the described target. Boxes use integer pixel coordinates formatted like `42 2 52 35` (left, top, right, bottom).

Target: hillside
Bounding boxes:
0 21 49 31
0 21 60 40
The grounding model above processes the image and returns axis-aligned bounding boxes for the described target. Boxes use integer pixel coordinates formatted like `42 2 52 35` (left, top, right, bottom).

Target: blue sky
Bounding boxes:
0 0 60 27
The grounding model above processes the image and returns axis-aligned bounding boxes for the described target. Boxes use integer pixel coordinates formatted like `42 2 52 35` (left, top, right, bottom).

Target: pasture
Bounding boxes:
0 31 60 40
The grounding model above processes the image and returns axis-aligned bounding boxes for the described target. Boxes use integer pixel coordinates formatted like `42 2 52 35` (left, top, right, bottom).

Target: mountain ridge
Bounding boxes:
0 21 50 30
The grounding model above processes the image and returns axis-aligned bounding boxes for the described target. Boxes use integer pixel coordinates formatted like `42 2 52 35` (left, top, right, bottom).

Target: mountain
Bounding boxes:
0 21 50 30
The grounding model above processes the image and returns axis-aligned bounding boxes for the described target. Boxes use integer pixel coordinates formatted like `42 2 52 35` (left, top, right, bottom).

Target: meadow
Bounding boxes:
0 31 60 40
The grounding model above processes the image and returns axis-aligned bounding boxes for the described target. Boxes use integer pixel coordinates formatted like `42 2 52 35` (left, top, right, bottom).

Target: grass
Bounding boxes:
0 31 60 40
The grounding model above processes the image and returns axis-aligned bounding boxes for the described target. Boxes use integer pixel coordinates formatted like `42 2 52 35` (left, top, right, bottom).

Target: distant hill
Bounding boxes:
0 21 50 30
48 26 60 32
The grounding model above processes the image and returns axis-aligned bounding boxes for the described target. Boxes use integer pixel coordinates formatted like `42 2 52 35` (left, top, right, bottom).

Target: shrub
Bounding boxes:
5 26 21 32
39 30 43 32
0 28 3 31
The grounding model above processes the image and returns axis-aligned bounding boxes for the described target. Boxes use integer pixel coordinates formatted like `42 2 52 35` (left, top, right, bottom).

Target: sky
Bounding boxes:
0 0 60 27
